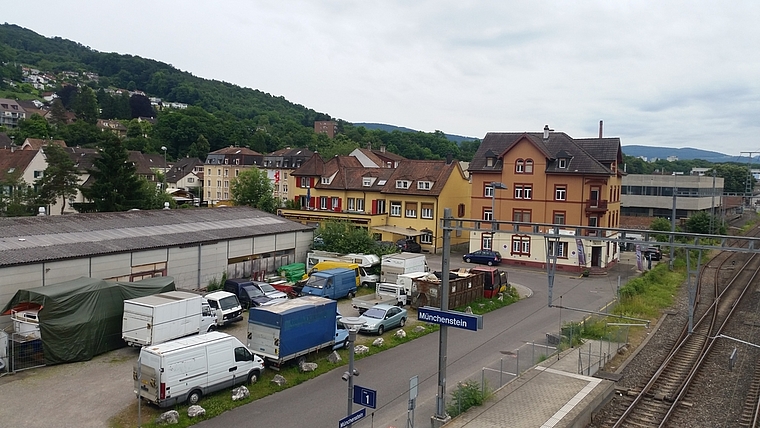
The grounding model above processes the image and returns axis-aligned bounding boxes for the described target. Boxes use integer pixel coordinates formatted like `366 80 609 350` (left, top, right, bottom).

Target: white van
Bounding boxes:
204 290 243 326
134 331 264 408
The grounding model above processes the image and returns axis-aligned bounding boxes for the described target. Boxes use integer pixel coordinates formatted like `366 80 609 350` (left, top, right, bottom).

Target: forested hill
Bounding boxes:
0 24 327 125
0 24 478 161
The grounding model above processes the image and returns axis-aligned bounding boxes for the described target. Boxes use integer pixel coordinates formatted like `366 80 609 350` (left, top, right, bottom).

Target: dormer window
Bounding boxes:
321 177 330 184
362 177 375 187
417 181 433 190
224 158 229 165
484 149 497 168
396 180 411 189
558 158 567 169
486 158 494 167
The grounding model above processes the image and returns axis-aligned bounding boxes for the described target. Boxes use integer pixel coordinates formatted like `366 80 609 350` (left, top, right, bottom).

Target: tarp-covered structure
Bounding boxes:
1 276 175 364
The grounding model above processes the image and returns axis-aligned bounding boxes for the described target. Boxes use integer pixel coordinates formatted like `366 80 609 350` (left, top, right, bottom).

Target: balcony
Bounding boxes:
585 199 608 213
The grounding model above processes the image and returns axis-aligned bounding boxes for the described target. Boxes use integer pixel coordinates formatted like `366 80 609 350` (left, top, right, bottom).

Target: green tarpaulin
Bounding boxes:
2 276 175 365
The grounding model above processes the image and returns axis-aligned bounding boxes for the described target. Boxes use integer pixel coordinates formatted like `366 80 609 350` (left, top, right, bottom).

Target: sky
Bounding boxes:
4 1 760 155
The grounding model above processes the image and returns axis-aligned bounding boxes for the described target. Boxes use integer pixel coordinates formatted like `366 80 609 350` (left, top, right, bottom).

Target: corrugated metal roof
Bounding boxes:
0 207 313 267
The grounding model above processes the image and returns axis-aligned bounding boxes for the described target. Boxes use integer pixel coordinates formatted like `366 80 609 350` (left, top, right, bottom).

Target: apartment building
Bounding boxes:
204 147 263 206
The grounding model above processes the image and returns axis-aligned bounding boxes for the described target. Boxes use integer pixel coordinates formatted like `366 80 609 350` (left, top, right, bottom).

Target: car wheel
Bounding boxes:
187 389 202 406
348 291 356 299
465 258 472 263
207 324 216 332
399 317 406 327
343 338 350 349
247 370 259 385
377 325 385 335
487 260 494 266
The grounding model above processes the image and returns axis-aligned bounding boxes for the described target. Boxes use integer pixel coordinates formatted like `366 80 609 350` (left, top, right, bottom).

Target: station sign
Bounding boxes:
417 306 483 331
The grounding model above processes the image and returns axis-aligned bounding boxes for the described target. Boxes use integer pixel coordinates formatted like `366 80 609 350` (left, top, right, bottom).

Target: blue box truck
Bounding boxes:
246 296 349 369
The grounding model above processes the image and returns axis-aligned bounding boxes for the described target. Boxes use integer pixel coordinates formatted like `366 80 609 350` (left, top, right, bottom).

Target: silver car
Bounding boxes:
357 304 407 335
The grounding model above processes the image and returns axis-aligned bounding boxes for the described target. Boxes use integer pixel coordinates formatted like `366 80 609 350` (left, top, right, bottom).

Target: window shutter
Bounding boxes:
371 200 378 214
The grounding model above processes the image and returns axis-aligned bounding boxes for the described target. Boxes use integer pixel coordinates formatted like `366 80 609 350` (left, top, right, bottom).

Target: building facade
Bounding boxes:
468 126 624 271
621 173 724 219
262 148 314 204
204 147 263 206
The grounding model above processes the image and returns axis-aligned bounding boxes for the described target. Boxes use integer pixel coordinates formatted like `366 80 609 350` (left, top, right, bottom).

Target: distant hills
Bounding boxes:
354 123 479 144
621 145 751 163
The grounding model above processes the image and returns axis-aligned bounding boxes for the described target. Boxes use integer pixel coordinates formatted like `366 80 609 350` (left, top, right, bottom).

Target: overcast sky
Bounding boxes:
5 1 760 156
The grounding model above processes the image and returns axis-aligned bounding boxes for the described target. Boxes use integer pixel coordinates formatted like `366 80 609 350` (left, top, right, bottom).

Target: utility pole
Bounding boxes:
740 151 758 211
710 169 716 234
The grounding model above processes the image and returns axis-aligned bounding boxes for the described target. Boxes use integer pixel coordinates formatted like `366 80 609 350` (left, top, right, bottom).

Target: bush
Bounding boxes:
447 380 491 417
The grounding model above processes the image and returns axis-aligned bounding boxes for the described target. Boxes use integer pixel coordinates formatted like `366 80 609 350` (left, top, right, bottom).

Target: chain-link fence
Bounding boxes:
4 332 46 373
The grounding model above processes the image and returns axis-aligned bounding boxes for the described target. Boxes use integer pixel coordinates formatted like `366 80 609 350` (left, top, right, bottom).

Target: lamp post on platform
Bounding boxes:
341 317 364 425
161 146 167 192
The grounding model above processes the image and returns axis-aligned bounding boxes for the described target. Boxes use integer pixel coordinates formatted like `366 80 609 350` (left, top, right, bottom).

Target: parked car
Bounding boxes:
239 285 275 309
396 238 422 253
644 246 662 261
463 249 502 266
354 304 407 335
250 281 289 301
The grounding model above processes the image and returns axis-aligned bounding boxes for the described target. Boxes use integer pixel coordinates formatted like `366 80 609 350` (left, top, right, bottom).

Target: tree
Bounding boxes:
187 134 210 159
650 217 674 242
129 94 155 118
711 164 754 194
0 170 36 217
35 144 80 214
230 168 278 213
72 86 99 124
80 139 151 212
49 98 69 127
15 113 51 139
314 221 382 255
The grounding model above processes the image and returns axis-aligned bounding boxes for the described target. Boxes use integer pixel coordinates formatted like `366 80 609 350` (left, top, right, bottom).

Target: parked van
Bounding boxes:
471 266 509 298
204 291 243 326
134 331 264 408
303 261 364 287
300 268 358 300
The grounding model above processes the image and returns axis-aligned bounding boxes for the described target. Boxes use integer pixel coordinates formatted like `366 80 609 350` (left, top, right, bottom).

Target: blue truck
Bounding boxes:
246 296 349 369
300 268 358 299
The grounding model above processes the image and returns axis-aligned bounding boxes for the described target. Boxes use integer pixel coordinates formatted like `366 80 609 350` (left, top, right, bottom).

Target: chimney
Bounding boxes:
380 145 386 153
446 153 453 165
543 125 550 140
367 142 372 151
599 120 603 138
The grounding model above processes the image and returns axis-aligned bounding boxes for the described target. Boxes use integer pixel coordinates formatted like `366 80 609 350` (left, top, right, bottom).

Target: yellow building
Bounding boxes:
281 154 471 253
468 126 623 272
204 147 263 206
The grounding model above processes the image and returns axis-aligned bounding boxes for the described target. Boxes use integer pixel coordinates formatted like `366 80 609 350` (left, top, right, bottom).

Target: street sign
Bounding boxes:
339 408 366 428
417 306 483 331
353 384 377 408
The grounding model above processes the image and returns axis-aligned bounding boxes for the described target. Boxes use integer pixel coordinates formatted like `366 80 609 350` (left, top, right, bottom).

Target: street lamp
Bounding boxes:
161 146 167 192
340 316 364 423
490 182 507 231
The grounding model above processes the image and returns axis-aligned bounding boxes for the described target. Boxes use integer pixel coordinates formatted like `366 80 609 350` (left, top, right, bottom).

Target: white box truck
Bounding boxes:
134 331 264 408
381 253 429 284
122 291 216 347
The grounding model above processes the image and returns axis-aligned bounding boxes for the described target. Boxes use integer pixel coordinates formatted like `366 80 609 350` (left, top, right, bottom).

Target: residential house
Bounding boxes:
283 154 471 253
204 146 263 206
0 98 27 128
0 148 47 213
349 146 405 168
0 133 14 149
20 138 67 151
166 157 204 199
468 126 623 271
96 119 128 138
262 147 314 204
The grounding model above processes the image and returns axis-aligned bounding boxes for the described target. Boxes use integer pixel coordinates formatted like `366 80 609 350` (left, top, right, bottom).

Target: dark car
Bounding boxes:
463 249 502 266
396 238 422 253
644 246 662 261
239 284 273 309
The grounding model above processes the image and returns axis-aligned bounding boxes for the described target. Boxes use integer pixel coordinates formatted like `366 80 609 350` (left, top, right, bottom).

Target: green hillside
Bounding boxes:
0 24 479 161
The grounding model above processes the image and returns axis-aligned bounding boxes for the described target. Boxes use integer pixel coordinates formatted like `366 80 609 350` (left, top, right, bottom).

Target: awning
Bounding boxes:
372 225 424 236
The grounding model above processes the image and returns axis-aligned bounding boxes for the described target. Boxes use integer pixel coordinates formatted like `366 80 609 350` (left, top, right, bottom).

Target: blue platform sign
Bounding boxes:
353 384 377 408
339 408 366 428
417 306 483 331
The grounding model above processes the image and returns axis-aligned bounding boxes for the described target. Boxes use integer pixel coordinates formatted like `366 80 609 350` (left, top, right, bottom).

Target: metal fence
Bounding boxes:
3 332 46 374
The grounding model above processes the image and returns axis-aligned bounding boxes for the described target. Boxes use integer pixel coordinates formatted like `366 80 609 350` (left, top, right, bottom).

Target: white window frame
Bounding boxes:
558 158 567 169
331 197 339 209
482 233 493 250
320 196 328 210
524 186 532 200
301 177 310 188
362 177 373 187
483 209 493 221
420 232 433 245
421 205 434 219
390 202 402 217
356 198 365 212
417 181 432 190
347 198 355 211
405 202 417 218
484 185 494 197
396 180 410 189
555 187 567 201
514 186 523 199
321 177 330 184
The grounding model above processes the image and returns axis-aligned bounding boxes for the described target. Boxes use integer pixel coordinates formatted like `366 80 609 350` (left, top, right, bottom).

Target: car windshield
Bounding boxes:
244 286 265 298
306 276 327 289
363 307 386 319
219 296 239 310
258 283 277 293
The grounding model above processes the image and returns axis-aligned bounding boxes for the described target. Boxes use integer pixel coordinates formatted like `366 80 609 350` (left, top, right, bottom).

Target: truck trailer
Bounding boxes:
381 253 429 284
122 291 216 347
247 296 348 369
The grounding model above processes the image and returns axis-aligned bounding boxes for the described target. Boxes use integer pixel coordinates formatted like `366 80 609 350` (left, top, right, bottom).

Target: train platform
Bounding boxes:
444 339 617 428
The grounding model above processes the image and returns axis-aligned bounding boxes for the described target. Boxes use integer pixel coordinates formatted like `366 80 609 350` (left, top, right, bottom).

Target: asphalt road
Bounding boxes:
197 257 636 428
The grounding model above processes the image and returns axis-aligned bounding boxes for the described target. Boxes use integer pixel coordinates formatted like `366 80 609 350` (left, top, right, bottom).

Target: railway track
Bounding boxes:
595 224 760 427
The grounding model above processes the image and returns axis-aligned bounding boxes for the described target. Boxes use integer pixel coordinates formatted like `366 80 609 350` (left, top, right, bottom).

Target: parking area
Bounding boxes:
0 249 640 428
